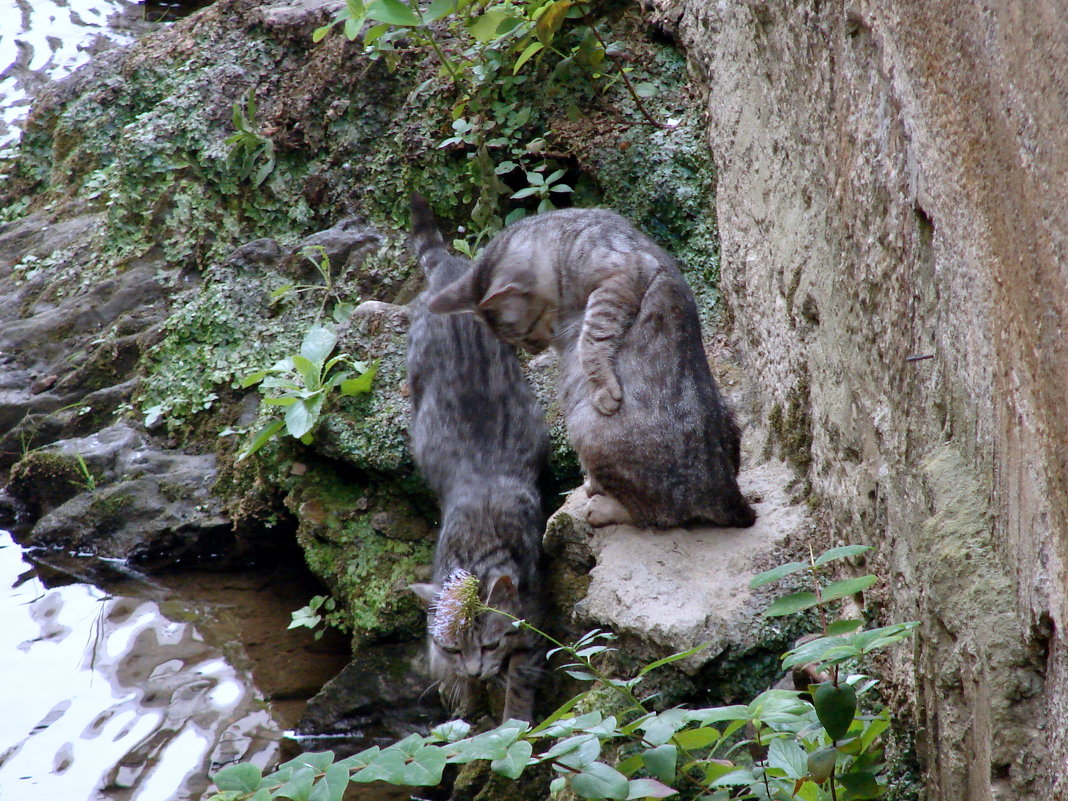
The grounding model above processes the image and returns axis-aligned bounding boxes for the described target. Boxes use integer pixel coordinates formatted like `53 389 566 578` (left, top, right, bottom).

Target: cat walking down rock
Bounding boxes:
406 196 549 722
429 208 756 530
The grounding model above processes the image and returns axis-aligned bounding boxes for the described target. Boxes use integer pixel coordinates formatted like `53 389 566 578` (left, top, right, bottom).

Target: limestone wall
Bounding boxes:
653 1 1068 798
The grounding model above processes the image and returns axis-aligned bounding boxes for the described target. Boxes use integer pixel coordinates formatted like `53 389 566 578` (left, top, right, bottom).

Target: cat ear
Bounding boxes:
427 274 477 315
477 283 524 311
485 573 519 609
410 583 440 609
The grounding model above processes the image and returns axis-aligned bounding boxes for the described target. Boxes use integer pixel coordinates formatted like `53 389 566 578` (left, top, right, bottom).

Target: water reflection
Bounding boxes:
0 531 283 801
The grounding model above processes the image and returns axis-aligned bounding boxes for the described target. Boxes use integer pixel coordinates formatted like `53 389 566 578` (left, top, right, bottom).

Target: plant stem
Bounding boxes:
574 1 664 129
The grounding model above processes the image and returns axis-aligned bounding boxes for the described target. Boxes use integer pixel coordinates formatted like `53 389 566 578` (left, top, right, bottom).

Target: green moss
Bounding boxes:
287 463 433 643
768 373 813 474
89 490 135 528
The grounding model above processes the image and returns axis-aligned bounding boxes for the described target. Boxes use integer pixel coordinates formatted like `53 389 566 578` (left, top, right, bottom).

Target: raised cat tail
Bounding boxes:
409 194 448 276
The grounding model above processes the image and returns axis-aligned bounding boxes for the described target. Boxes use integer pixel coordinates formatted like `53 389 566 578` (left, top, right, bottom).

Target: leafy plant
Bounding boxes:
208 544 916 801
72 453 97 491
225 88 276 187
237 324 378 460
289 595 351 640
313 0 665 247
268 245 356 323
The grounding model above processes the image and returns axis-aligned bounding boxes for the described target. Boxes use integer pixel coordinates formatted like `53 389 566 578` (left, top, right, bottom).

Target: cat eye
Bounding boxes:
438 644 462 655
482 642 500 652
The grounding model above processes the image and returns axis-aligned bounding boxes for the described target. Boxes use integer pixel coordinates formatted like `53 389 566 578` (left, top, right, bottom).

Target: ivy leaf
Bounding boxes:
431 720 471 742
491 739 533 779
308 763 348 801
212 763 263 793
571 762 630 800
403 745 447 785
633 81 658 98
366 0 421 26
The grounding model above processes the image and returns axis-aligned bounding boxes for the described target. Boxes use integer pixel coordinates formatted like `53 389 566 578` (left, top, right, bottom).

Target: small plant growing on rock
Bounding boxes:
237 324 378 460
225 88 276 187
208 545 915 801
289 595 351 640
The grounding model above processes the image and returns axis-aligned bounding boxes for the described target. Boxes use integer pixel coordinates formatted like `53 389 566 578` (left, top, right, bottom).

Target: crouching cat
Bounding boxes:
406 196 549 722
428 208 756 530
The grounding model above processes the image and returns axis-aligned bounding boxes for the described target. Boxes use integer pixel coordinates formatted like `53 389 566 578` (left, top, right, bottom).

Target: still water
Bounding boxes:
0 530 350 801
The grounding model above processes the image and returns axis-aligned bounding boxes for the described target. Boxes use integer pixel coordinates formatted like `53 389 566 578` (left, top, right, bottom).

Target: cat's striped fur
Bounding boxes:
428 208 756 530
406 196 548 722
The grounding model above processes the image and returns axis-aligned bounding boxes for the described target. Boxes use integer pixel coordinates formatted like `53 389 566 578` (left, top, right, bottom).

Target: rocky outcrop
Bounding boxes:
654 1 1068 798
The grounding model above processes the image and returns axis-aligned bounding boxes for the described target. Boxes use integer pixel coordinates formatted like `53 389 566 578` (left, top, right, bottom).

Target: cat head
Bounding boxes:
427 269 556 355
411 573 526 683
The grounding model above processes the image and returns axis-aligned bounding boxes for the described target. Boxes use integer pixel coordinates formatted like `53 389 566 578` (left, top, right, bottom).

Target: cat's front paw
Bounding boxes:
591 382 622 416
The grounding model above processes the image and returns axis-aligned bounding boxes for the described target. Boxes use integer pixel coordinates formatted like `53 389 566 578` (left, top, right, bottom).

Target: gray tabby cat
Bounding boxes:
406 196 549 722
428 208 756 530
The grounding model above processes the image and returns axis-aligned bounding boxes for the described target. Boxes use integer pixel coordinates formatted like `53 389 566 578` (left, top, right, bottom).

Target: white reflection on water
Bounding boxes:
0 532 283 801
0 0 147 146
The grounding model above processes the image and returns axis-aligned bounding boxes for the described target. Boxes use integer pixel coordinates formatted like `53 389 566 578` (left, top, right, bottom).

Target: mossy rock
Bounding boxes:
6 449 87 516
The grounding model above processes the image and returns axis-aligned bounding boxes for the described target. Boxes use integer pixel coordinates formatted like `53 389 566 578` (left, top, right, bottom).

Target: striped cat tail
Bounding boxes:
409 194 448 275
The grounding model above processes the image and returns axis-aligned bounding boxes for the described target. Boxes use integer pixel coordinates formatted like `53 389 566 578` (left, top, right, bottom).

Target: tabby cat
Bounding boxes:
428 208 756 530
406 196 549 722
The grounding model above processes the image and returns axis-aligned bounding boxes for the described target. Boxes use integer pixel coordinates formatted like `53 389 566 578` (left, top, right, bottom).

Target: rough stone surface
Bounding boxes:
8 423 232 569
546 459 807 669
653 1 1068 798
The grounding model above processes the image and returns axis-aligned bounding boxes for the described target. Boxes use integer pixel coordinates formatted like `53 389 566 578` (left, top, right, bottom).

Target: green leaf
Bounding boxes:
633 82 658 98
238 420 284 460
535 0 572 45
422 0 455 22
749 561 809 588
341 359 378 395
807 746 837 784
638 643 709 676
813 682 857 741
213 763 263 793
468 8 511 41
352 748 408 783
491 740 533 779
300 325 337 365
821 575 879 603
403 745 447 785
813 544 872 566
312 22 336 42
838 770 882 799
275 766 315 801
688 705 749 725
240 370 269 388
709 768 758 787
767 737 808 780
511 185 541 199
529 694 586 736
285 395 324 440
290 354 320 390
852 621 918 653
513 40 544 74
764 591 820 617
262 396 298 406
571 762 630 800
446 722 525 762
543 734 600 770
671 727 719 750
782 635 859 669
308 763 348 801
431 720 471 742
827 619 866 635
366 0 420 25
626 778 677 799
640 709 689 746
641 744 676 783
859 711 890 753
